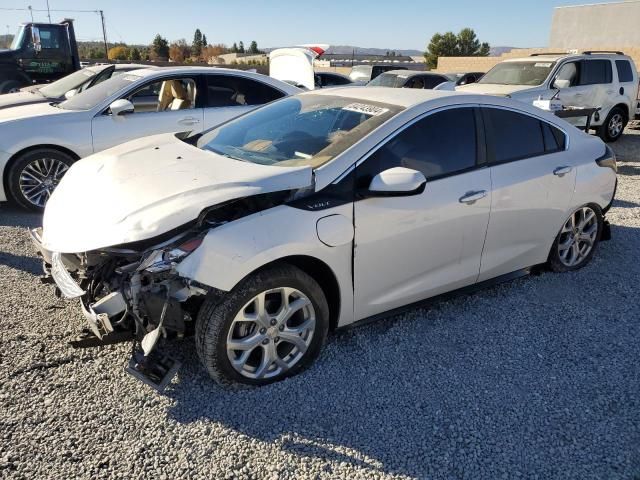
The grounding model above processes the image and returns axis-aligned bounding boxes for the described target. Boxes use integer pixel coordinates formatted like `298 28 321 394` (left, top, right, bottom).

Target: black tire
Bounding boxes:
548 204 603 272
7 148 75 212
597 106 627 143
0 79 23 94
195 263 330 386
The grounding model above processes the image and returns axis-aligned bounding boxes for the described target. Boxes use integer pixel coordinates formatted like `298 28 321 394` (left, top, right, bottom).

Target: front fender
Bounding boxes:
176 203 355 326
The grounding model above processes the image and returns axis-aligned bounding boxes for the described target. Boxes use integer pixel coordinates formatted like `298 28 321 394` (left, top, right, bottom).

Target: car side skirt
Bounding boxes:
340 266 539 331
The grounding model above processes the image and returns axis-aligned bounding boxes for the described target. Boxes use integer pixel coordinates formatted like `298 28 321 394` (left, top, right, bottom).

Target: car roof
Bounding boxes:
124 66 270 77
379 70 447 77
305 86 459 107
504 52 632 63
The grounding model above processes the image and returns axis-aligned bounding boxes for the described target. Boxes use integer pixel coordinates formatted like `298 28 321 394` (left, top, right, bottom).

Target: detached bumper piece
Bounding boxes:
125 347 181 392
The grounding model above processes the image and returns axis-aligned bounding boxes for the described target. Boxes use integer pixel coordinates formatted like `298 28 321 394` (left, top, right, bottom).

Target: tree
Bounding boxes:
457 28 490 56
238 41 245 54
169 39 191 62
248 40 259 54
203 43 227 62
231 42 238 53
202 34 207 48
129 47 141 61
192 28 203 58
151 34 169 60
424 28 489 69
108 46 128 60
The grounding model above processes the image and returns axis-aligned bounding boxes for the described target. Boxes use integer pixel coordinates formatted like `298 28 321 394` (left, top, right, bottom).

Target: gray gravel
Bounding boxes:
1 130 640 480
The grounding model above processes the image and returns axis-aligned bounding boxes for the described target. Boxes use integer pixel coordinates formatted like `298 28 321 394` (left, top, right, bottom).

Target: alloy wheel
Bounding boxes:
19 157 70 208
557 206 598 267
608 113 624 139
226 287 316 380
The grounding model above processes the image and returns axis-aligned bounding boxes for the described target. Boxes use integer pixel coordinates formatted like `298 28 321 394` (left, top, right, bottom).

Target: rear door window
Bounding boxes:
580 60 613 85
615 60 634 83
483 108 546 163
205 75 284 107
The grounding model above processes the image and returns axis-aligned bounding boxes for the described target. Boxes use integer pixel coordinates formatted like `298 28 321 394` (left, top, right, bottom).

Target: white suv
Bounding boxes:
457 51 639 142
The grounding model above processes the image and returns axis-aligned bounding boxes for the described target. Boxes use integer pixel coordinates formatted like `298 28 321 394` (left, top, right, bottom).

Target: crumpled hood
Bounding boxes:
42 133 313 253
0 91 46 110
455 83 537 96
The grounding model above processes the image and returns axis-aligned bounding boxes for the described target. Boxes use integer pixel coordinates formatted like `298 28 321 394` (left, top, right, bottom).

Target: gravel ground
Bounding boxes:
1 129 639 480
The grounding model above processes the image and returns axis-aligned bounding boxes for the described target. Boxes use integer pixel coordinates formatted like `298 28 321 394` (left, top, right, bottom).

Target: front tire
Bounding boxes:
195 264 330 386
7 149 75 211
597 107 627 142
548 205 603 272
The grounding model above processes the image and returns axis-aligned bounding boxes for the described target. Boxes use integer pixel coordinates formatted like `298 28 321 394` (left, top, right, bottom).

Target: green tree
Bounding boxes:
248 40 259 54
129 47 141 61
238 41 245 54
424 28 489 69
231 42 238 53
457 28 490 56
202 34 208 48
192 28 203 57
151 34 169 60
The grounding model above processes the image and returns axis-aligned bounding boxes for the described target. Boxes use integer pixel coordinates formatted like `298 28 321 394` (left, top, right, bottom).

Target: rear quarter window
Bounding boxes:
615 60 634 83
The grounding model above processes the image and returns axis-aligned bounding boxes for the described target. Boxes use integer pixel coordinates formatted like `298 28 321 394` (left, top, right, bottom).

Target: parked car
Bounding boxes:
349 64 408 83
0 64 146 110
367 70 456 89
314 71 353 88
457 51 639 142
31 87 617 388
0 66 301 210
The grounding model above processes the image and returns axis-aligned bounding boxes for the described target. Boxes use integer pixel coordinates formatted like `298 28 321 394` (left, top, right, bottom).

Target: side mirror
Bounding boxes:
109 99 135 116
64 89 77 100
31 27 42 53
553 79 570 89
368 167 426 196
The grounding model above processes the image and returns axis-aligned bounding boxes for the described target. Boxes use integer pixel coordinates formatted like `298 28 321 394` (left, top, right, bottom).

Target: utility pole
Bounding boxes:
99 10 108 59
28 6 34 22
46 0 51 23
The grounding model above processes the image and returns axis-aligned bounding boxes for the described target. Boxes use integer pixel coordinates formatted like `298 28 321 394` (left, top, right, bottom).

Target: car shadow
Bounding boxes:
0 204 41 228
0 250 42 275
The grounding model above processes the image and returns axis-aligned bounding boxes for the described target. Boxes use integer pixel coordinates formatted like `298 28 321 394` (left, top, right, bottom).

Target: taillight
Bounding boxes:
596 145 617 173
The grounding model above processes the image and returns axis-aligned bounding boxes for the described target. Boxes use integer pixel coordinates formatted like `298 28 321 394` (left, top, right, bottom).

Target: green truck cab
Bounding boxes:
0 19 80 94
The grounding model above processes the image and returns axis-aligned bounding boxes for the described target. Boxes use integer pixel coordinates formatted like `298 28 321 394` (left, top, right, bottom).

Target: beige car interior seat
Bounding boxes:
157 80 193 111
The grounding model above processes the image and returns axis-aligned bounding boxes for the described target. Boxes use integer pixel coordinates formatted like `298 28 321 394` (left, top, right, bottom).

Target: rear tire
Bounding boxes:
597 107 627 142
7 148 75 212
0 79 23 94
195 263 329 386
548 205 603 272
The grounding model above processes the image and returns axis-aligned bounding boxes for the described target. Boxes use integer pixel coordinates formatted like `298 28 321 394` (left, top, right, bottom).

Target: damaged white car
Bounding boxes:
31 88 617 389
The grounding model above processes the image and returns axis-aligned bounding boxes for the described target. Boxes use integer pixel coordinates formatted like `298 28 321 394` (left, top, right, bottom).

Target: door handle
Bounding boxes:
553 166 572 177
459 190 487 205
178 117 200 126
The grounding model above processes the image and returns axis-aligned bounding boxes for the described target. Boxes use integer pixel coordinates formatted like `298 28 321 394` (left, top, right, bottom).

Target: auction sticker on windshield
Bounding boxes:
343 103 389 116
534 63 553 68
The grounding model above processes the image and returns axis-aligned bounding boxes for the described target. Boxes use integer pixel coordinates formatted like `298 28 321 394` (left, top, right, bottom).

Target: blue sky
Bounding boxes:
1 0 609 49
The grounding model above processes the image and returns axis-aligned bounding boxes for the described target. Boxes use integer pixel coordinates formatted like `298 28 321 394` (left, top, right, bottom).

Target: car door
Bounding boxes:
615 59 638 112
202 74 286 130
578 59 615 112
353 106 491 320
91 75 204 153
553 60 591 108
478 107 575 282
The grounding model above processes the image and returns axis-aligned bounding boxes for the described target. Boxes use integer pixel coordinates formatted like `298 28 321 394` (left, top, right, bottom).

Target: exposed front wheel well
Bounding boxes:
252 256 342 332
3 145 81 199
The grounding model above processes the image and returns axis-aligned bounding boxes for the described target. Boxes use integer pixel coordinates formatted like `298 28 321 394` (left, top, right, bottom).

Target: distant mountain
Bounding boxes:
326 45 423 56
489 46 516 57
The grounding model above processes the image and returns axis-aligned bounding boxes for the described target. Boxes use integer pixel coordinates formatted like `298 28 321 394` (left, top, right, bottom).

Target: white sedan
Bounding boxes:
31 87 617 388
0 66 301 210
